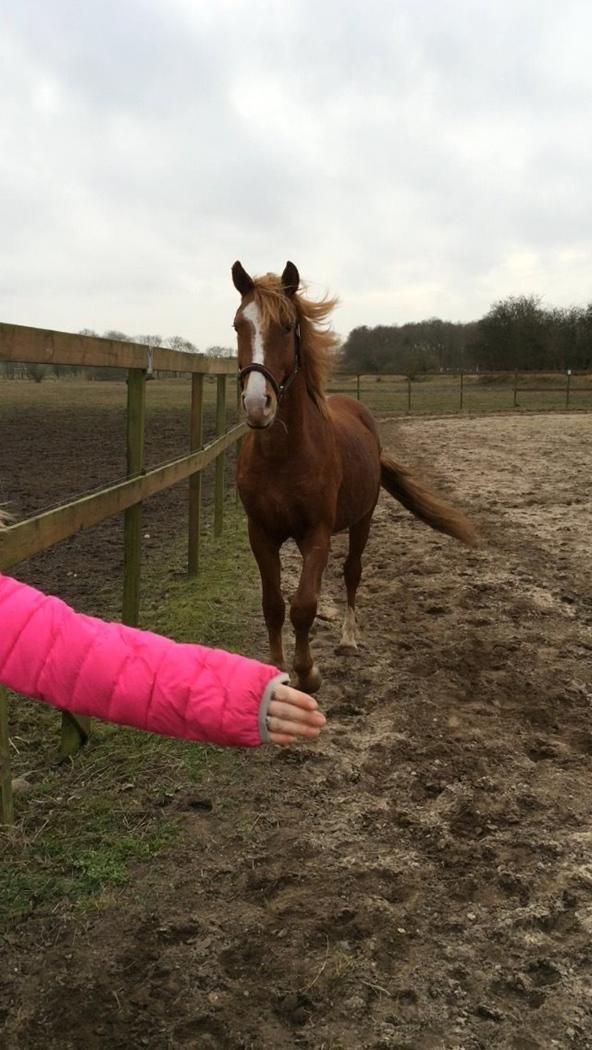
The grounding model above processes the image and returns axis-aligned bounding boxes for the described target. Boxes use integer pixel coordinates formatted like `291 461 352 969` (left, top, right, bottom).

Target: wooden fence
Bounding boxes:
0 322 246 825
2 330 591 824
328 369 592 414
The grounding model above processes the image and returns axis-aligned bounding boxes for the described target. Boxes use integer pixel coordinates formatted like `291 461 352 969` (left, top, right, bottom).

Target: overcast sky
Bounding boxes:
1 0 591 349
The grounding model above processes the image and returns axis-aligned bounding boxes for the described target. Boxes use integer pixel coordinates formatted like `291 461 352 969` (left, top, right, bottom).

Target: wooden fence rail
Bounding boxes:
0 423 245 572
329 370 592 414
0 322 238 375
0 323 245 824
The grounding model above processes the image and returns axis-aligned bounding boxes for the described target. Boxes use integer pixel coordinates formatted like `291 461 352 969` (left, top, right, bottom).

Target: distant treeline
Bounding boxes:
4 298 592 382
340 296 592 375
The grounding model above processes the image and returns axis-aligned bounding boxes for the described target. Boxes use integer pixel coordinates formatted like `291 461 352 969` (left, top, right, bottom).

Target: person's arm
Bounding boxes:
0 574 324 748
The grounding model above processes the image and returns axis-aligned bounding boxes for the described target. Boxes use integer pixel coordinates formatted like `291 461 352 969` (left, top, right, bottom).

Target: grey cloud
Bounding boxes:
1 0 591 346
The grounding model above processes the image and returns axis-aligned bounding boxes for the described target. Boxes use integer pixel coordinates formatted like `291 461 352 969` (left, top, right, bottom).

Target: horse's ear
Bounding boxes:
281 261 300 298
232 261 255 296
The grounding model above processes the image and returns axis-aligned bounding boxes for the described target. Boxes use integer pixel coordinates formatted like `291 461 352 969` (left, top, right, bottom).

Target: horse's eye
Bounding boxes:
283 323 293 334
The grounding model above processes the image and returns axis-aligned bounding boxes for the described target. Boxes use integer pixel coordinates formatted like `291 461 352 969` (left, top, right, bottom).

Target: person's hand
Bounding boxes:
266 683 326 746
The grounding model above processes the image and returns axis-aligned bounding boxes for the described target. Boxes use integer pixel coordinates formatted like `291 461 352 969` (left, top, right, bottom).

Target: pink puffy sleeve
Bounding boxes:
0 574 286 748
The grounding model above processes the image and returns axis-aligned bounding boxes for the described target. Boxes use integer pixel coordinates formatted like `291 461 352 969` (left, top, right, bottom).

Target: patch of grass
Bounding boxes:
0 500 261 924
2 817 176 920
139 502 259 652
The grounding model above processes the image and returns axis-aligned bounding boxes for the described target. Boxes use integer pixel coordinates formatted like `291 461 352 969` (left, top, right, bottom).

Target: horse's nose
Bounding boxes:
242 392 271 409
243 390 274 428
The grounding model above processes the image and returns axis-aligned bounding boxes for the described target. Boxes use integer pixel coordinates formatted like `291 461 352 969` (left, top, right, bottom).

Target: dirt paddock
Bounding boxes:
3 411 592 1048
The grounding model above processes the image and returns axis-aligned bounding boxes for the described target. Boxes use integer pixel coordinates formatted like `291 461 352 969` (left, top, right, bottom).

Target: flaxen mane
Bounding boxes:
252 274 339 404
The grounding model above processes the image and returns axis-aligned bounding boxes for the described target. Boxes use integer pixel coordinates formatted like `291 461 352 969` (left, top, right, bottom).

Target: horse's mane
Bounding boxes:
252 274 339 406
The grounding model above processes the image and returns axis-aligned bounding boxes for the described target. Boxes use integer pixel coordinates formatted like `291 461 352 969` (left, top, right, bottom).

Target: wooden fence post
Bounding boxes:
566 370 572 409
122 368 146 625
214 375 227 537
407 376 412 414
0 686 14 826
58 710 91 762
459 371 464 411
513 371 518 408
188 373 204 576
356 374 361 401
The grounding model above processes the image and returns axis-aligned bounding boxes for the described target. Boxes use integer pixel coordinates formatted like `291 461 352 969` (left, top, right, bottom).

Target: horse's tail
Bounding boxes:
380 454 477 547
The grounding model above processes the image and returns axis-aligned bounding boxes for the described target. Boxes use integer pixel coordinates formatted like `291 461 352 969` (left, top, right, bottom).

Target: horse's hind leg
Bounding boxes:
248 521 285 669
339 510 373 651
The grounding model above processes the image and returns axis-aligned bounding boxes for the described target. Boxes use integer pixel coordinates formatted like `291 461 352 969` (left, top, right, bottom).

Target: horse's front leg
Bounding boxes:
248 521 285 669
291 527 331 693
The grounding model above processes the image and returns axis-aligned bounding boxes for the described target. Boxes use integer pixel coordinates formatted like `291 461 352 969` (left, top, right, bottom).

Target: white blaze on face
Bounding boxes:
242 300 267 403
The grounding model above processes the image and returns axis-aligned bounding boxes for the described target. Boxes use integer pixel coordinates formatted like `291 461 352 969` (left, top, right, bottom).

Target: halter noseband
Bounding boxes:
238 325 301 404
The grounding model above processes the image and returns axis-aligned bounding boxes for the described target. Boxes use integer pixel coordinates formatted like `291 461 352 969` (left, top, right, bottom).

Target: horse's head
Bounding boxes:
232 260 300 429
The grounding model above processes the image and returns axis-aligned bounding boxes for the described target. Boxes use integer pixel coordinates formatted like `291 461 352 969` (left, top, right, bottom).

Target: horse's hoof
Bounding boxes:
335 640 358 655
294 665 322 694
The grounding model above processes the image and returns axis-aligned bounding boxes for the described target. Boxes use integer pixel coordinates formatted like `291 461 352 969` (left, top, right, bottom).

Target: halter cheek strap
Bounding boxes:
238 326 301 404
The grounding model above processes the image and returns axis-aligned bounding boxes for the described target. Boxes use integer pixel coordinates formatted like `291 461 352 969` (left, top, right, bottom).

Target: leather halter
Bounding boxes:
238 325 301 404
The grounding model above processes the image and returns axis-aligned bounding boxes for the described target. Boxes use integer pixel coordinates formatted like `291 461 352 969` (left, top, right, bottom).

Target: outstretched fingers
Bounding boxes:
267 684 326 746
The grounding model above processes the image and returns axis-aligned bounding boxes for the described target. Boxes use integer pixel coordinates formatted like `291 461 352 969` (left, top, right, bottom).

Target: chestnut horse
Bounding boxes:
233 260 476 692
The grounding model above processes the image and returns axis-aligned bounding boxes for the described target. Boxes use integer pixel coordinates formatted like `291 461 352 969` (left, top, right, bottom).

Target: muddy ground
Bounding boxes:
3 409 592 1049
0 379 241 619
